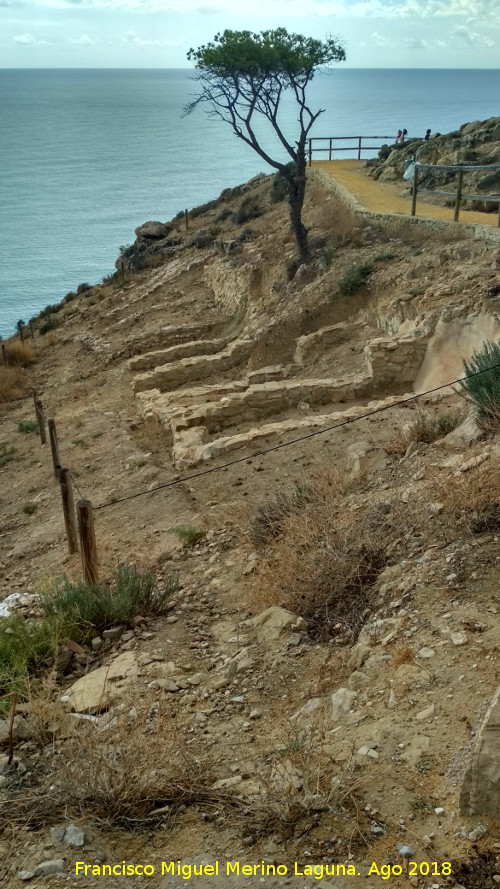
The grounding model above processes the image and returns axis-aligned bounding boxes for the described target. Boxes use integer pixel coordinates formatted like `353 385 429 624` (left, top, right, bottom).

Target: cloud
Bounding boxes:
451 24 495 46
403 36 427 48
120 29 185 45
13 32 37 43
67 32 94 43
371 30 391 46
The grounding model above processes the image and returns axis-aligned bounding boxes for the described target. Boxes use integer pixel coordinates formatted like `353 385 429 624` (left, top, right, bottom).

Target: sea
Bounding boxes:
1 67 500 338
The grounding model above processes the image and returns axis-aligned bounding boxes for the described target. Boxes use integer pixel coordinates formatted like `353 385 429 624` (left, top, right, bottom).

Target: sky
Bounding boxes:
1 0 499 69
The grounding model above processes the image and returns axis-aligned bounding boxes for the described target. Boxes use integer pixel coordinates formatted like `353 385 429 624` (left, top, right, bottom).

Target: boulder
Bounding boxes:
460 683 500 817
440 414 484 449
134 221 172 241
347 441 387 480
244 606 305 643
330 688 357 721
65 651 137 714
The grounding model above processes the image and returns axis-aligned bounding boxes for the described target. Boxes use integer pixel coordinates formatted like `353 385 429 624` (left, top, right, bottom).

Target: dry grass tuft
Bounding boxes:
440 461 500 534
4 342 36 367
253 470 387 641
390 646 414 667
0 702 238 832
0 367 29 403
390 408 464 453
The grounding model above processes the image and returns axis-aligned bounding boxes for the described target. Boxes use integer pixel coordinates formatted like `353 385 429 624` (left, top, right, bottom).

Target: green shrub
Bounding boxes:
232 197 261 225
39 316 59 336
338 262 373 296
215 207 233 223
190 199 217 219
0 443 16 468
0 614 69 706
375 251 396 263
405 411 464 445
319 245 335 270
22 502 38 516
270 173 289 204
457 340 500 428
169 525 205 548
41 565 177 638
17 420 38 434
119 244 135 259
250 485 312 546
378 144 391 161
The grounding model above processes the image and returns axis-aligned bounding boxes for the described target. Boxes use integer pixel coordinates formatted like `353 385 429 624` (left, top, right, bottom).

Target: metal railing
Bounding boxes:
410 162 500 226
308 135 396 164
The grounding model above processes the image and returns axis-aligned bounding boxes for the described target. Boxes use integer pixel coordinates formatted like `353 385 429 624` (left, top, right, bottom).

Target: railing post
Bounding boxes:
48 418 60 479
77 499 98 584
185 209 189 232
454 169 464 222
411 165 419 217
358 136 362 160
32 388 46 445
329 138 332 161
308 138 311 167
58 468 78 555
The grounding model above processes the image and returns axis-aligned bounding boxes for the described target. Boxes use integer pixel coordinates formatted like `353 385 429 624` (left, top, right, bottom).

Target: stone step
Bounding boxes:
294 321 366 365
136 373 374 446
132 339 254 393
128 338 230 373
171 393 414 470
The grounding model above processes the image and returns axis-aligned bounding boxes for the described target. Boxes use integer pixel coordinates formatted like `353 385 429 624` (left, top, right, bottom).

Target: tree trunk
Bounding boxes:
286 144 309 265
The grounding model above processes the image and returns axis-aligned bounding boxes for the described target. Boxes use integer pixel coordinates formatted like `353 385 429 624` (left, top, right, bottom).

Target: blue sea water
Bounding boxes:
1 67 500 337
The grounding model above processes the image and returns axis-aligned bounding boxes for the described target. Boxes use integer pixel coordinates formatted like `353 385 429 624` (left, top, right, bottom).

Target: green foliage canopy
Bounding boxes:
186 29 345 263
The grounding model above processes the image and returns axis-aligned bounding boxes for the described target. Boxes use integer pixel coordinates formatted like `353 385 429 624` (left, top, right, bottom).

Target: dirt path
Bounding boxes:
313 159 500 227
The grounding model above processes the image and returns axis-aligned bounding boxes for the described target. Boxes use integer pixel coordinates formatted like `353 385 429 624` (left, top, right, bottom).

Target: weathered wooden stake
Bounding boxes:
48 418 60 479
185 209 189 232
77 499 98 583
32 389 46 444
58 468 78 554
1 344 8 367
454 169 464 223
32 390 46 445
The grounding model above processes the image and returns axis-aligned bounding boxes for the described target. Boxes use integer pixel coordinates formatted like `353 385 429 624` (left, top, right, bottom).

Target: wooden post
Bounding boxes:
32 389 46 444
329 138 332 161
184 209 189 232
29 321 34 340
358 136 362 160
48 419 60 479
1 344 8 367
411 165 418 216
308 138 312 167
36 401 46 444
77 499 98 583
454 169 464 222
58 468 77 554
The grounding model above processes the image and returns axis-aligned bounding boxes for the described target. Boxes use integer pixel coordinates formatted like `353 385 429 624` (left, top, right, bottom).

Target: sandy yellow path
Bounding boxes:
313 159 499 228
